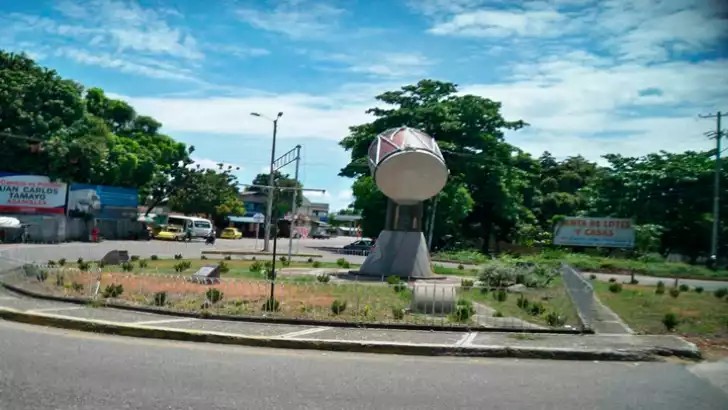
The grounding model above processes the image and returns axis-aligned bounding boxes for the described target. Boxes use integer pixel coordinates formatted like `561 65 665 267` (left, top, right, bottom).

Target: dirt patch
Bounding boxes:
685 336 728 361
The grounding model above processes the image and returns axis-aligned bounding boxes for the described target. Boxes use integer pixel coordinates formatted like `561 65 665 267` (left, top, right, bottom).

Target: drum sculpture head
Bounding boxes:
367 127 448 204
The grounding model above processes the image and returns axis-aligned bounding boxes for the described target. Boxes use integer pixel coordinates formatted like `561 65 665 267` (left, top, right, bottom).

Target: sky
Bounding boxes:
1 0 727 212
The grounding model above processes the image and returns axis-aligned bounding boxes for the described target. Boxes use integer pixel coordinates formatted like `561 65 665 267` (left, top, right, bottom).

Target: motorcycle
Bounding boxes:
205 232 216 245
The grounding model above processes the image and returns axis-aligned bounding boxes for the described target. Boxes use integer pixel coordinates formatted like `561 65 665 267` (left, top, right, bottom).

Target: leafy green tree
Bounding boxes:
249 171 303 218
167 165 244 227
340 80 527 252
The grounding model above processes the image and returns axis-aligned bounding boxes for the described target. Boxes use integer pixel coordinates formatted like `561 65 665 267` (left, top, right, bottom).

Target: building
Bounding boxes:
236 190 331 238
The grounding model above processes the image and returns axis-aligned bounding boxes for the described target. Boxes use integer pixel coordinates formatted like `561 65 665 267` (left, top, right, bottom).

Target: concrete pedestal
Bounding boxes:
357 230 434 279
357 200 434 279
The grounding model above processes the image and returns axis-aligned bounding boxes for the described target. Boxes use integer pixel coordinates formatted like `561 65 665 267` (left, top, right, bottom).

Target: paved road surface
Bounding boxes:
1 320 725 409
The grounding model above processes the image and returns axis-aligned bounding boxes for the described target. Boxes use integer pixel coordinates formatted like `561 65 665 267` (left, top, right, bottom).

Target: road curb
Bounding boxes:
0 307 700 361
0 282 588 334
201 250 322 258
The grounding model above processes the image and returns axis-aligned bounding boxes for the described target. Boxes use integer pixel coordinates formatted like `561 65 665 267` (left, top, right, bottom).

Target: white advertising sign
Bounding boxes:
553 217 635 248
0 173 67 215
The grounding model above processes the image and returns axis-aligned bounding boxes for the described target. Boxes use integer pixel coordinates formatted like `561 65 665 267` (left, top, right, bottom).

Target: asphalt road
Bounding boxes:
590 272 728 291
1 321 726 410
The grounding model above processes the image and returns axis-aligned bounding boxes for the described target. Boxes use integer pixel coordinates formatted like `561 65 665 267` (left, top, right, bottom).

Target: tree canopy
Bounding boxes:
0 50 243 221
339 80 727 258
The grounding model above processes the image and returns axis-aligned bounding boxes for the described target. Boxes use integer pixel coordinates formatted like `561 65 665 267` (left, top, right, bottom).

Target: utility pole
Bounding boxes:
426 194 438 251
251 112 283 252
288 145 301 261
699 111 724 264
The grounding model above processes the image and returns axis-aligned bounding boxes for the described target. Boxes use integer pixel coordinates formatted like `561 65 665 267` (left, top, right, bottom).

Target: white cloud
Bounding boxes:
54 0 203 60
236 0 345 39
190 157 244 172
302 50 433 78
56 48 202 82
428 8 567 38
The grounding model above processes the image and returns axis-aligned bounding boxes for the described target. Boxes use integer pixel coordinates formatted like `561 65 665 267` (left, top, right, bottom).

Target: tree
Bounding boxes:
167 165 244 227
340 80 527 252
248 171 303 218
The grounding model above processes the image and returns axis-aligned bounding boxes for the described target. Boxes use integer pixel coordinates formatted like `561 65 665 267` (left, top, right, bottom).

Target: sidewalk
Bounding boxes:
0 285 700 361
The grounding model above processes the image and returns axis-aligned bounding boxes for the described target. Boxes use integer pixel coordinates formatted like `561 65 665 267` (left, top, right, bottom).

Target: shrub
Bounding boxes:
451 301 475 322
461 279 474 290
493 289 507 302
130 255 140 261
529 301 546 316
264 261 273 270
609 283 623 293
71 282 84 292
279 256 287 263
457 264 464 270
630 279 639 285
173 261 191 272
669 288 680 298
516 295 530 310
393 282 407 293
340 260 350 269
58 258 66 267
391 307 405 320
251 256 256 261
589 274 597 280
47 260 56 267
678 284 689 292
218 261 230 273
545 311 566 327
78 261 90 271
121 261 134 272
97 261 105 269
224 255 232 261
336 257 347 267
331 299 347 315
307 257 314 263
386 275 401 285
77 257 84 265
205 288 224 304
36 270 48 282
174 254 183 260
153 291 167 306
694 286 704 293
714 288 728 299
138 259 148 268
316 273 331 283
102 284 124 298
608 277 617 283
492 311 503 317
201 255 208 260
312 261 321 268
250 261 263 273
262 298 280 312
655 287 665 295
55 274 64 287
151 255 159 260
662 313 679 331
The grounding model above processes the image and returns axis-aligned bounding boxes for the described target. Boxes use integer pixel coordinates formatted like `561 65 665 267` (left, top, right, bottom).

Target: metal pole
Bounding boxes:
711 112 722 260
263 117 279 252
288 145 301 261
427 195 438 251
270 215 278 305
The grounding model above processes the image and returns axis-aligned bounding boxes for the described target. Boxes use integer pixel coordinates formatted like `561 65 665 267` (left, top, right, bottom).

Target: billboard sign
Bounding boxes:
553 217 635 248
68 183 138 220
0 172 67 214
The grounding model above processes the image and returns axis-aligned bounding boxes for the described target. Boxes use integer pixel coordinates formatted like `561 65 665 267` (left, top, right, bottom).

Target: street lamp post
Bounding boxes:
251 112 283 252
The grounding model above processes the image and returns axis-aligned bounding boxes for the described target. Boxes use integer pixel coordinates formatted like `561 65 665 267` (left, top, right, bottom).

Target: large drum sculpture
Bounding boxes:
358 127 448 279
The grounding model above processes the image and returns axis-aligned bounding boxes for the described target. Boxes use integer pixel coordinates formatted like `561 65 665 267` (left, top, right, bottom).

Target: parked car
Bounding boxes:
154 226 184 241
343 238 375 251
311 231 330 239
220 227 243 239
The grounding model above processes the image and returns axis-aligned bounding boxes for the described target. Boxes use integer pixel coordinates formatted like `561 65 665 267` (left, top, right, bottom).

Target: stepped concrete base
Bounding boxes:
357 230 434 279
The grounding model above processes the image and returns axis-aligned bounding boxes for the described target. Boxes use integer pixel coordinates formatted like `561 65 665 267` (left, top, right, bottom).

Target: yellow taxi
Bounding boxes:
220 227 243 239
154 226 184 241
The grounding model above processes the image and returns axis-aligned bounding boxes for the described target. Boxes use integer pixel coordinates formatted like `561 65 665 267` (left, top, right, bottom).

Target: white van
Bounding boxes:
167 215 213 238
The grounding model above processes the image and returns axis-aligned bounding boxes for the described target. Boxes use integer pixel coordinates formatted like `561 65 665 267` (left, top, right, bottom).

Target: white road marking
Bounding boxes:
28 306 84 313
455 332 478 347
277 327 331 339
132 318 197 326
